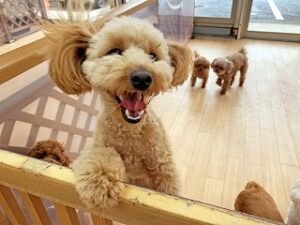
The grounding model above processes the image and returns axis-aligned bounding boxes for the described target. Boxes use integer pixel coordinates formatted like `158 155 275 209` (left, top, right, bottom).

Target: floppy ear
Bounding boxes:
168 43 193 87
206 62 211 69
211 59 217 68
45 23 93 95
204 58 211 68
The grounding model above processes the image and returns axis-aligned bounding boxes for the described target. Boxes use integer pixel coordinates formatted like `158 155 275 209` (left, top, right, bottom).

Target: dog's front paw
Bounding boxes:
76 172 124 209
216 79 222 86
156 179 179 195
220 90 226 95
151 174 180 196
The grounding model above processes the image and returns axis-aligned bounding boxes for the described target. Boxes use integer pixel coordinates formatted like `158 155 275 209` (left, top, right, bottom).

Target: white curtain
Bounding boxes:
157 0 194 42
133 0 195 43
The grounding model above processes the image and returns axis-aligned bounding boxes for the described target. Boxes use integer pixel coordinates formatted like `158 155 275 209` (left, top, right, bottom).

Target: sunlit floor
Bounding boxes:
151 37 300 218
248 22 300 34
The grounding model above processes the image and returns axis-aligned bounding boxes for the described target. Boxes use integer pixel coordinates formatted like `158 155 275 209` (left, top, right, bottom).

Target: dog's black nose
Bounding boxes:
131 70 152 90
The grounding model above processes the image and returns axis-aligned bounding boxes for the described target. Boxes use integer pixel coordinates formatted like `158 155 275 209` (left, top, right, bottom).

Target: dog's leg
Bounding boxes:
216 77 222 86
142 150 180 195
230 75 235 86
73 145 126 209
191 76 196 87
149 161 180 195
201 75 208 88
220 78 230 95
239 63 248 87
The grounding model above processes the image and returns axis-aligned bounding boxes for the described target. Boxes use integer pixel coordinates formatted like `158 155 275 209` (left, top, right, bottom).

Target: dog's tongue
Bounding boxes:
120 93 145 114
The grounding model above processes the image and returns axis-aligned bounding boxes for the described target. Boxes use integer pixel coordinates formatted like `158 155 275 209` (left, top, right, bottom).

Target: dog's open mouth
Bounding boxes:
115 92 146 124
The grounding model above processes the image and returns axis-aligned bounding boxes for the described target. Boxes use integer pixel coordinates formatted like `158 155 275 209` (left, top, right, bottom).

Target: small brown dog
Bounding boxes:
191 51 210 88
29 140 71 167
211 47 248 95
235 181 284 222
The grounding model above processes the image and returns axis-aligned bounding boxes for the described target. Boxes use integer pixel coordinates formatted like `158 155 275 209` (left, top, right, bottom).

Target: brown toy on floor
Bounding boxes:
29 140 71 167
234 181 284 222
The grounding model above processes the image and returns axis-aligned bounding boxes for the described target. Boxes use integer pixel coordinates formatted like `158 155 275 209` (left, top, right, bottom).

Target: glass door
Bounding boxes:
241 0 300 42
193 0 240 37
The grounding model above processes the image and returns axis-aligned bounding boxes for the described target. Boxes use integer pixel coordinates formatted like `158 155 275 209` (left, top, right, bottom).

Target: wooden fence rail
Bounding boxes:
0 149 279 225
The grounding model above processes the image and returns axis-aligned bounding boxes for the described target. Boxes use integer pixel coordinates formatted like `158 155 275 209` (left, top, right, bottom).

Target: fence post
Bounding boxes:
0 5 14 43
37 0 48 19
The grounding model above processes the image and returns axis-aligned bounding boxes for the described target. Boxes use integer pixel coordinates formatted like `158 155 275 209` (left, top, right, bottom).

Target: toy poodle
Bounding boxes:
211 47 248 95
287 179 300 225
45 16 192 209
191 51 210 88
29 140 71 167
235 181 284 222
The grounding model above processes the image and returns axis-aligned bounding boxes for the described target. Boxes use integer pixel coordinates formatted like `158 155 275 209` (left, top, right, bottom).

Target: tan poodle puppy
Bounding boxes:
235 181 284 222
211 47 248 95
29 140 71 167
191 51 210 88
45 16 192 209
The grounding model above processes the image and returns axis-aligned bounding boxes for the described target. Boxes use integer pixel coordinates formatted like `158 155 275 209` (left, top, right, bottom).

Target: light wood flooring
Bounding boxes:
151 37 300 218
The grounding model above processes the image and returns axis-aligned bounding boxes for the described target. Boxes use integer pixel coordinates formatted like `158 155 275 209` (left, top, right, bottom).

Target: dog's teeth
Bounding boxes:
125 109 141 120
129 116 140 120
119 95 123 101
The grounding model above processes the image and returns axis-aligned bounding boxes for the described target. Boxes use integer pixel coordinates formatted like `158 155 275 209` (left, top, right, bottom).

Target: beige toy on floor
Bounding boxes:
235 181 284 222
287 179 300 225
45 16 192 209
211 47 248 95
191 51 210 88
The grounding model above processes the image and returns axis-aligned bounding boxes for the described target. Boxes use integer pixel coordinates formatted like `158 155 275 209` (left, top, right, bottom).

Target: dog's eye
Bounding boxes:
149 53 157 61
220 67 224 70
36 152 46 158
107 48 122 55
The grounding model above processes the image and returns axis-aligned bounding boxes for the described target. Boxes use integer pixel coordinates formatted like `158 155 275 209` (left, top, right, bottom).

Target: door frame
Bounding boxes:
193 0 243 37
193 0 300 42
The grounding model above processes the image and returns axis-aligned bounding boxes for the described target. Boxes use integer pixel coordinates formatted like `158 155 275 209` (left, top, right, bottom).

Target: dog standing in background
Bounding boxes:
29 140 71 167
211 47 248 95
191 51 210 88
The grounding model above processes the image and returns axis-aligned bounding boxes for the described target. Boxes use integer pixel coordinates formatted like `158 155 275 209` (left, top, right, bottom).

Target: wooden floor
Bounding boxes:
151 38 300 218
